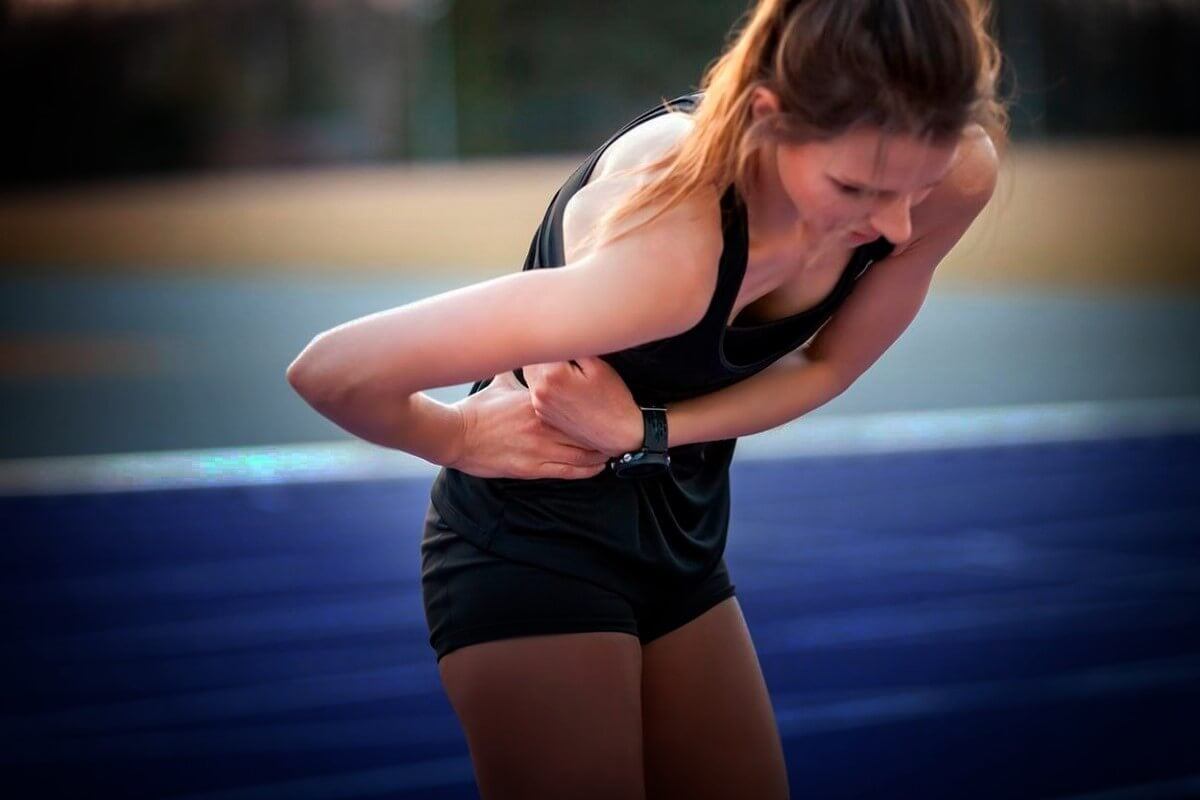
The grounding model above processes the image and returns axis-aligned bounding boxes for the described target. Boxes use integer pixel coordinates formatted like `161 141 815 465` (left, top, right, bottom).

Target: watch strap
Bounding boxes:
641 407 668 453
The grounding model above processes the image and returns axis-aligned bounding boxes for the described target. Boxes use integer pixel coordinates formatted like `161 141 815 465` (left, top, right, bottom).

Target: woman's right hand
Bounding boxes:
446 371 611 480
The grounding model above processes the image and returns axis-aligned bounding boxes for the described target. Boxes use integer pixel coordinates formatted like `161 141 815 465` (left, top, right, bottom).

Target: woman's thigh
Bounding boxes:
640 597 790 800
421 508 648 798
438 631 646 800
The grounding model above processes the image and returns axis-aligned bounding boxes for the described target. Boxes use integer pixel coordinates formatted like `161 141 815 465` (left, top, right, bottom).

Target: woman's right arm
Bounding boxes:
285 188 722 464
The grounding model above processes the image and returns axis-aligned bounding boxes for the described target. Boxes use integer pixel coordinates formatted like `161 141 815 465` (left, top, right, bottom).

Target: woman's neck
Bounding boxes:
743 145 842 272
743 146 801 248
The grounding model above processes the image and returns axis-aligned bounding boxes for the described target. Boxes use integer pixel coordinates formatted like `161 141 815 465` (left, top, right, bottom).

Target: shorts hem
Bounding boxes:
432 617 640 662
639 584 738 646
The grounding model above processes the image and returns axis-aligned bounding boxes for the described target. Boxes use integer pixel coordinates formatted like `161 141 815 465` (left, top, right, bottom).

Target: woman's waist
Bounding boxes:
446 440 732 491
431 441 734 521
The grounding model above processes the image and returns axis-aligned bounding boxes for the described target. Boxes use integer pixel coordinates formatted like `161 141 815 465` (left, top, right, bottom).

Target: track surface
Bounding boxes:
3 435 1198 799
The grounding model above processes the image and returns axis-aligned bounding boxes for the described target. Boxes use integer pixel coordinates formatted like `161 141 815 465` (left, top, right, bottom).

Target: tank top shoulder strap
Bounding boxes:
527 93 703 271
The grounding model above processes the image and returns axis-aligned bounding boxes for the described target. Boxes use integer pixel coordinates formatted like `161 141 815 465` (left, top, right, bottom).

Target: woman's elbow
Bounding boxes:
286 349 315 399
286 334 349 408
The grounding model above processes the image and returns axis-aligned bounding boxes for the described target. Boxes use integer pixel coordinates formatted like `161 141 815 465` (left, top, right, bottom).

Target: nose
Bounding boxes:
869 195 913 245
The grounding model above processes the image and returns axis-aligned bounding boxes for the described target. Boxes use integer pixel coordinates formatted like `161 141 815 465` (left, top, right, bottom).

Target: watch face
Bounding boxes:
620 462 665 478
611 451 670 478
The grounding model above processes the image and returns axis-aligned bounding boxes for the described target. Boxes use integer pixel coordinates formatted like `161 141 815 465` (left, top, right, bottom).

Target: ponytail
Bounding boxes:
589 0 1008 249
586 0 791 247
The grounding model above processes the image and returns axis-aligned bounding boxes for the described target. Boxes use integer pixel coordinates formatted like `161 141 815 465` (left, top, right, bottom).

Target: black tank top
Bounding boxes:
428 93 894 599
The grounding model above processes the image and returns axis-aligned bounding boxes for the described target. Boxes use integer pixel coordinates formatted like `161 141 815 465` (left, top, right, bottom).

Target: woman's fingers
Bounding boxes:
466 370 610 479
509 456 605 480
546 441 609 467
537 460 608 479
518 442 608 479
571 449 611 466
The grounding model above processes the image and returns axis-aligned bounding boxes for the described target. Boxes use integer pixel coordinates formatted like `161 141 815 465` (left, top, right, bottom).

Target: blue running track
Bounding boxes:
2 435 1198 799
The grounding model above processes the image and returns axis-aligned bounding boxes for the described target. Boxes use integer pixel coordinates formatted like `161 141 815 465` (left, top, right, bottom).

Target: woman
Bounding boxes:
287 1 1007 797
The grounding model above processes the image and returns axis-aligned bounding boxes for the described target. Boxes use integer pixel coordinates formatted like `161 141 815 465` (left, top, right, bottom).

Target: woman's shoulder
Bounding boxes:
947 125 1000 206
900 125 999 256
591 108 696 181
563 110 717 265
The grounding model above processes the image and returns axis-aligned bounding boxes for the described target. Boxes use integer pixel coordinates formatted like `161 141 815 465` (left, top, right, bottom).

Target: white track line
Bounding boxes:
2 397 1197 497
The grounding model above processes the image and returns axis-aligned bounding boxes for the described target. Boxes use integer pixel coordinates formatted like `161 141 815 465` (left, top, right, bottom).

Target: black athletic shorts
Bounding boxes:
420 502 737 662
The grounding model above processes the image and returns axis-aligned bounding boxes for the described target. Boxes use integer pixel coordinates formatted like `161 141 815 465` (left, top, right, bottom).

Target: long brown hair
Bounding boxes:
593 0 1008 246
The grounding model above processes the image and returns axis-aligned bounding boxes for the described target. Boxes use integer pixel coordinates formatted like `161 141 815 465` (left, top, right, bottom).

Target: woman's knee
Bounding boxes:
438 631 646 800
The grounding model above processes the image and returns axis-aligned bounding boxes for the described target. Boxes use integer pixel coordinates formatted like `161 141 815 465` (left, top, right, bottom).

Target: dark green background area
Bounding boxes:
1 0 1198 187
447 0 747 155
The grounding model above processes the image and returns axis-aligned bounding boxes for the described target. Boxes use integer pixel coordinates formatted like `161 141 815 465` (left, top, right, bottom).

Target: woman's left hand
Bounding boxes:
524 356 646 458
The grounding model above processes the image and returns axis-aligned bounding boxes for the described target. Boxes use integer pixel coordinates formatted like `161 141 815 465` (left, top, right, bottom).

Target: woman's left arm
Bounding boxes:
529 132 1000 452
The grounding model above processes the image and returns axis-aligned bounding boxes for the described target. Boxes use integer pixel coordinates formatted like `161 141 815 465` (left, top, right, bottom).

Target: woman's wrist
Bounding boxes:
612 405 646 454
614 404 671 454
441 400 471 468
389 392 468 467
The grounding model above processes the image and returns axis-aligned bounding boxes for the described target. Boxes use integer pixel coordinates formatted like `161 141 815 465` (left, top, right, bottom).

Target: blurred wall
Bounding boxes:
2 0 1199 460
3 0 1199 184
1 0 1198 288
1 143 1198 291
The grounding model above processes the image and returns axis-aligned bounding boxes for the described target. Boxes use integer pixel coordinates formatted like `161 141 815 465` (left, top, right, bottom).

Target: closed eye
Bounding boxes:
830 175 946 199
832 179 867 198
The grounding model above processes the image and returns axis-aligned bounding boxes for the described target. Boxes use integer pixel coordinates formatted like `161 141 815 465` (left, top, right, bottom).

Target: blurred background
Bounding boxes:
0 0 1198 459
2 2 1199 799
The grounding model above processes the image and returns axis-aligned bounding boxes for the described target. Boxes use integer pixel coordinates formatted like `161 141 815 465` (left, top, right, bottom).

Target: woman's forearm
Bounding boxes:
295 377 464 466
665 351 848 448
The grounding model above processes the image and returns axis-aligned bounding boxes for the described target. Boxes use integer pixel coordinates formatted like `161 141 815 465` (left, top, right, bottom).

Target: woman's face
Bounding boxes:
751 88 960 246
773 128 960 246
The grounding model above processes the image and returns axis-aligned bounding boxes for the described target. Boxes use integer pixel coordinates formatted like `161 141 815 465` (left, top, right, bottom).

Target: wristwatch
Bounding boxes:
609 406 670 478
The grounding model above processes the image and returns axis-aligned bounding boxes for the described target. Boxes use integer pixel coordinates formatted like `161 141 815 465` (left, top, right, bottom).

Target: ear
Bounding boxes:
748 86 782 121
